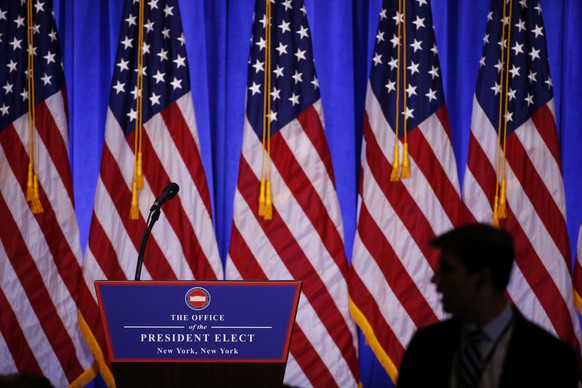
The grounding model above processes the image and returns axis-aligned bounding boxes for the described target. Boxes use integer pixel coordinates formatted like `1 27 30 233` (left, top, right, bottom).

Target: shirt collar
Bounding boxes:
463 302 513 341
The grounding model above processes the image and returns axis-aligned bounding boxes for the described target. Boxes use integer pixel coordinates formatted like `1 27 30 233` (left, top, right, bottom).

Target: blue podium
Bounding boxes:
96 281 301 387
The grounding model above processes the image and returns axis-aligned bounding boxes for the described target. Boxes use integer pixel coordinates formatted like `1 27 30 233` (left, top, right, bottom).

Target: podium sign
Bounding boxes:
96 281 301 364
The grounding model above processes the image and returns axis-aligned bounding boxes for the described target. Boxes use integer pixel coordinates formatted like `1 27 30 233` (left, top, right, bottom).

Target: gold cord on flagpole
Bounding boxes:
390 0 404 182
136 0 145 191
130 0 145 219
390 0 411 181
26 0 43 214
258 0 273 220
498 0 514 221
264 0 273 220
26 0 34 200
400 0 411 179
258 0 268 217
492 0 512 226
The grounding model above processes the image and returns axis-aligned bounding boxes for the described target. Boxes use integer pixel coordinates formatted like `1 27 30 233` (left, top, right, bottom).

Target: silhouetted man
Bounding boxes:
397 223 578 388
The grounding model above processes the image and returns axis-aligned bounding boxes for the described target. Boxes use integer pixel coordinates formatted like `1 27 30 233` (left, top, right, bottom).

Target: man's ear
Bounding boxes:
474 268 492 289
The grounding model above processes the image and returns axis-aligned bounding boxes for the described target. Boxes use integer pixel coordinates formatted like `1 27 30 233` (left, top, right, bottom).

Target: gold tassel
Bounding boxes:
26 162 34 201
130 181 139 220
263 180 273 220
492 195 500 227
30 174 43 214
497 180 507 219
258 178 266 217
401 143 411 179
135 151 144 189
390 143 400 182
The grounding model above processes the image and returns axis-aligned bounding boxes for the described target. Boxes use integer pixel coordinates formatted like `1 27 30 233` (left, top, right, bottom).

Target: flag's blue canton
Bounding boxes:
369 0 445 135
246 0 318 138
0 0 65 132
109 0 190 136
476 0 552 135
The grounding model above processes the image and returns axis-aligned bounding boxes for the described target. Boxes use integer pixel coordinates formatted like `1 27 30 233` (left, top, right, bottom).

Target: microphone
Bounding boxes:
150 182 179 211
135 182 179 280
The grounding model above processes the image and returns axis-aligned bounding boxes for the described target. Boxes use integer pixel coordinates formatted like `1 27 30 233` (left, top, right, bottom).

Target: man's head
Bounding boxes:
430 223 515 319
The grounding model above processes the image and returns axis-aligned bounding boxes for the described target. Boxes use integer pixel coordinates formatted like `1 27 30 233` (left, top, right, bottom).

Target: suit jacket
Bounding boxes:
397 309 578 387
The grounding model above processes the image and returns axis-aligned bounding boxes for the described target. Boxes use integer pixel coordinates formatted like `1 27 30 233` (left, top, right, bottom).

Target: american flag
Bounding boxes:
78 0 222 383
0 0 94 386
225 0 359 386
463 0 581 354
348 0 464 381
573 224 582 314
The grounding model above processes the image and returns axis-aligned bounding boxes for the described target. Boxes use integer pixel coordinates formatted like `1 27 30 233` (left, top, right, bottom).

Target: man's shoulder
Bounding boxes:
398 318 460 387
513 312 574 352
508 309 578 372
416 317 460 335
410 317 461 345
501 310 579 386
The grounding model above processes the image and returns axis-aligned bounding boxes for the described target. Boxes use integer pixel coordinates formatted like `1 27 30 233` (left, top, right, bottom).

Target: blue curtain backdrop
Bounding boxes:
50 0 581 386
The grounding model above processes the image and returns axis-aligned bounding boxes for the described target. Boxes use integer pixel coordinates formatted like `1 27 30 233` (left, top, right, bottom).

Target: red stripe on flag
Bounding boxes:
77 283 108 362
229 225 342 387
0 194 84 380
35 100 75 202
296 106 336 185
574 225 582 309
1 123 85 304
86 213 127 280
363 115 440 267
160 102 213 217
531 105 561 169
237 156 359 379
0 286 43 375
270 129 348 278
140 128 217 279
506 211 578 346
98 143 177 279
415 108 465 222
505 129 570 264
349 268 406 367
228 226 268 279
358 202 439 327
576 259 582 294
434 105 454 143
289 324 338 388
466 131 497 211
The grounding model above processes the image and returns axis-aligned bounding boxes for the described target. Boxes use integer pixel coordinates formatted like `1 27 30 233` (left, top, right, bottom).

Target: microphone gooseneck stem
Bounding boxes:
134 208 160 281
